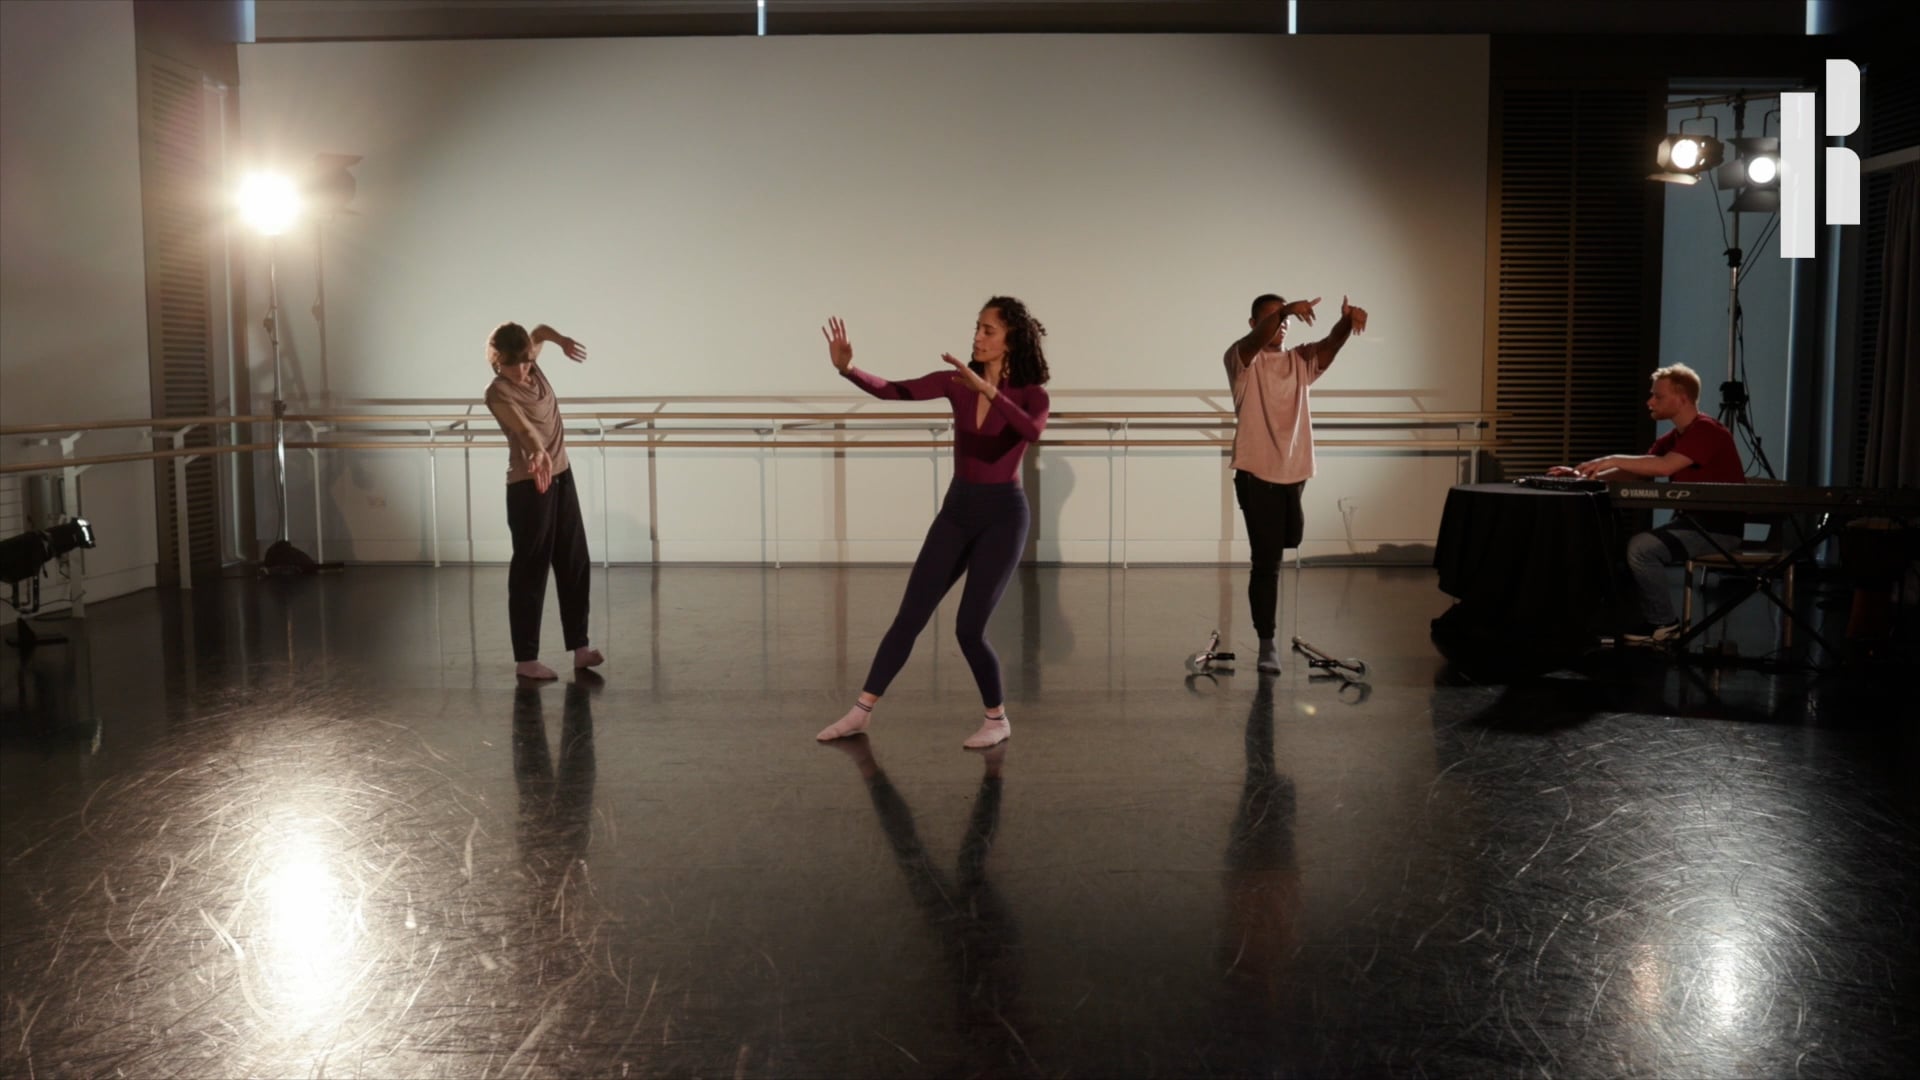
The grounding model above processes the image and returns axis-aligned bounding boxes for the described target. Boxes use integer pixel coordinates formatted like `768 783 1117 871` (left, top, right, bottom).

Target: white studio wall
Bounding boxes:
0 0 158 606
236 34 1490 564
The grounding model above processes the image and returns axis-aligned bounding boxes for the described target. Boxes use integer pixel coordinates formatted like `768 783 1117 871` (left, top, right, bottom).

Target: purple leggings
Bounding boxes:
864 480 1030 706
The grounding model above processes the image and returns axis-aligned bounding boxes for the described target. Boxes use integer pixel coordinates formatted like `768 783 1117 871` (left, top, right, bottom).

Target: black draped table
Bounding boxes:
1432 483 1623 666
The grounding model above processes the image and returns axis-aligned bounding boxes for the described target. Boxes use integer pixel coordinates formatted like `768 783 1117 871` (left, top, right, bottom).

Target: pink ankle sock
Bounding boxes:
963 712 1010 749
816 699 873 742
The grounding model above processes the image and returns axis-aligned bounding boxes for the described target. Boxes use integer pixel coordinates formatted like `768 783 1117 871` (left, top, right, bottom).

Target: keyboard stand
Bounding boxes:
1665 510 1841 667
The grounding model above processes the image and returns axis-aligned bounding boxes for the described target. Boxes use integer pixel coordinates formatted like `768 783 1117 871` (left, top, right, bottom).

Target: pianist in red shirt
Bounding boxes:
1546 363 1745 643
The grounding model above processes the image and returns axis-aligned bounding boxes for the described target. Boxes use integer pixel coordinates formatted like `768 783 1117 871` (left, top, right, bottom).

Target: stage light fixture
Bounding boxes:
238 165 338 575
1724 136 1782 213
238 171 302 236
1650 112 1722 185
2 519 95 649
1650 90 1790 481
1653 133 1723 182
1721 136 1781 186
0 520 93 588
308 153 362 219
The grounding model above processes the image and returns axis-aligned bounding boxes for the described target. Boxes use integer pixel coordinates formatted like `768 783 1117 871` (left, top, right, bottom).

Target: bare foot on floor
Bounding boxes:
574 647 605 669
516 660 559 681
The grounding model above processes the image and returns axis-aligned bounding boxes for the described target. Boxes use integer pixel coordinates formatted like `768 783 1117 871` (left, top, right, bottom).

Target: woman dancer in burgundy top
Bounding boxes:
815 297 1052 749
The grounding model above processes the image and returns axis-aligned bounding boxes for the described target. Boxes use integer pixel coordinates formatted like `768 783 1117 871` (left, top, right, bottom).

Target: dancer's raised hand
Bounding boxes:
822 317 853 372
1341 296 1368 334
531 324 586 363
942 352 991 394
1285 297 1321 326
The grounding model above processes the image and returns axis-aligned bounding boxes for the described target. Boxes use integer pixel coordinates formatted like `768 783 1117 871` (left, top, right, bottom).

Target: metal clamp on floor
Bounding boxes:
1185 629 1236 675
1292 636 1372 703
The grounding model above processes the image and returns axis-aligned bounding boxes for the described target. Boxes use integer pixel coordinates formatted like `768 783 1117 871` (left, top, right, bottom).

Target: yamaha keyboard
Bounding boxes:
1513 475 1608 493
1608 482 1920 514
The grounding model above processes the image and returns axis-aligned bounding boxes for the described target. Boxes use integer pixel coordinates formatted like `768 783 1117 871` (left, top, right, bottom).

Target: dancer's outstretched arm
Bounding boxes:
823 316 951 400
988 384 1048 441
942 353 1050 441
1231 297 1320 367
528 324 588 365
1300 296 1367 378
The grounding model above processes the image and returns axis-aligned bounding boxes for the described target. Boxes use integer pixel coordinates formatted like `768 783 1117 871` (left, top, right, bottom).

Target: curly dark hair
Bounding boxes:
488 322 532 372
971 295 1051 388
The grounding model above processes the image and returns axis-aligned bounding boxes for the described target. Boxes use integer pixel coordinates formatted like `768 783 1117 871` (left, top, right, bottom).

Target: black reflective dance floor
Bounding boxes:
3 566 1916 1078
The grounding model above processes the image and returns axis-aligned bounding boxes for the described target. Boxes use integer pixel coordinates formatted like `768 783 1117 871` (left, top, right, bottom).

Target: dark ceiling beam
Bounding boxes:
256 0 1920 42
1299 1 1806 36
254 1 1288 42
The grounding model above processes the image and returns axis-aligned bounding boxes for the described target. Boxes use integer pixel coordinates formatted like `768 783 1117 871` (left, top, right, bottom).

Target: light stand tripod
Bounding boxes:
1715 93 1778 480
4 579 63 651
259 237 340 575
1717 214 1777 479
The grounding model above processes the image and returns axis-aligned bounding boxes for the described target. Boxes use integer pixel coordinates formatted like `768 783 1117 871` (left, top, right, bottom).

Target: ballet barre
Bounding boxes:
3 402 1507 583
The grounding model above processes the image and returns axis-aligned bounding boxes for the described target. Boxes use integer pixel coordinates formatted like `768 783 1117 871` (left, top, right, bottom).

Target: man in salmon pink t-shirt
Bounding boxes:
1225 292 1368 672
1546 363 1745 644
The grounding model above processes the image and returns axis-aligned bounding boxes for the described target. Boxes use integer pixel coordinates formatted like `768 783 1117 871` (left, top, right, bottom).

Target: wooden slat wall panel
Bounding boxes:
1851 170 1891 485
1850 61 1918 485
0 478 21 542
1491 85 1659 477
139 53 220 580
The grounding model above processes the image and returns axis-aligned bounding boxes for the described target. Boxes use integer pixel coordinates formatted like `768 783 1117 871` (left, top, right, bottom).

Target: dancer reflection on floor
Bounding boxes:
1210 672 1307 1072
827 735 1031 1071
512 671 600 933
815 299 1052 749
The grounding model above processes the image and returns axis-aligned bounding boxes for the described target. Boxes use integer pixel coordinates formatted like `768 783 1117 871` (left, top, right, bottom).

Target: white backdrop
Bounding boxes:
0 0 157 606
236 33 1490 563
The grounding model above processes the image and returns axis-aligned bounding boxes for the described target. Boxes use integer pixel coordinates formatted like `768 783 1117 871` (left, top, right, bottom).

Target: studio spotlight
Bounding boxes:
307 153 362 219
1651 133 1724 183
1 519 96 651
1647 91 1788 480
1723 136 1782 212
235 168 326 575
237 171 302 236
233 165 343 576
1650 112 1723 185
0 520 93 587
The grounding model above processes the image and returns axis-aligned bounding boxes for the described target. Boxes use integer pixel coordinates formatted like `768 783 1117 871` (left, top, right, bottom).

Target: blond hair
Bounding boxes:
1651 363 1701 402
